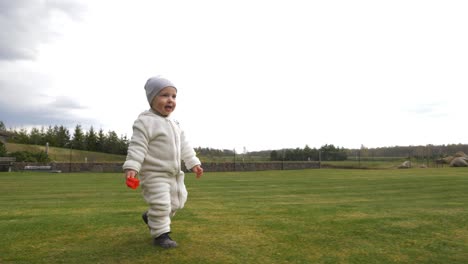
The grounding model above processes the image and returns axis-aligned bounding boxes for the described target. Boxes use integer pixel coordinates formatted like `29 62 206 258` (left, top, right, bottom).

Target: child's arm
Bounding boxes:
191 165 203 179
179 125 203 176
122 117 150 174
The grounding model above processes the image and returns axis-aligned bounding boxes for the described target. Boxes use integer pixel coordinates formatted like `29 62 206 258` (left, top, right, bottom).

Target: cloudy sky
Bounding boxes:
0 0 467 151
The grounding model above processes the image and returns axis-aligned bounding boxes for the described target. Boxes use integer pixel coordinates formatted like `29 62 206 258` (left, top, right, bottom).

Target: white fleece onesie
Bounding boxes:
123 109 200 238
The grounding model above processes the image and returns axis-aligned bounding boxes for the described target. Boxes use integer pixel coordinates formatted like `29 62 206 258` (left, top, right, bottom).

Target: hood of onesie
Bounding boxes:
144 76 177 105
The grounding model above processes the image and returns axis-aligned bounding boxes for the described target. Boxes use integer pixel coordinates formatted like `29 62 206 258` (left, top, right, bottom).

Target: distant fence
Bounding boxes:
11 161 321 173
12 162 123 173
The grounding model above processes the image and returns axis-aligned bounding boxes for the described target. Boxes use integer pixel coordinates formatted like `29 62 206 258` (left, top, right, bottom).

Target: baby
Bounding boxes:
123 76 203 248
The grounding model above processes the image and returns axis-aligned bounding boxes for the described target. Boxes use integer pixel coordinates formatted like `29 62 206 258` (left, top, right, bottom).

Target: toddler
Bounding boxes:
123 76 203 248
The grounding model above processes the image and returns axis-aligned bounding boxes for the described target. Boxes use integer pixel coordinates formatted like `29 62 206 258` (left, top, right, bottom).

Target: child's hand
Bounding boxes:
192 165 203 179
125 170 139 189
125 169 137 179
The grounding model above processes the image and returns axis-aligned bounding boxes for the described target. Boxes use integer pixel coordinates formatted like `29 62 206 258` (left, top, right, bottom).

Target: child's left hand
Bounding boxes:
192 165 203 179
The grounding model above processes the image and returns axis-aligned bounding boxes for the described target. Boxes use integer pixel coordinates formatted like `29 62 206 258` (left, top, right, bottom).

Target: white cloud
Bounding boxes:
1 0 467 150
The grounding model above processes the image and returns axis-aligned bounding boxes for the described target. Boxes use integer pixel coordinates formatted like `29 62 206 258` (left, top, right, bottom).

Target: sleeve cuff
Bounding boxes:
184 157 201 170
122 160 141 173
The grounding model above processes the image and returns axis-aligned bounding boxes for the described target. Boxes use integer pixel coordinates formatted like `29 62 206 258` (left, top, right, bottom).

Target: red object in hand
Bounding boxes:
126 177 140 189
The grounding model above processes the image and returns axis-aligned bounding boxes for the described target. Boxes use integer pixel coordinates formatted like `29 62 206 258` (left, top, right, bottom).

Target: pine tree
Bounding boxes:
97 128 106 152
72 125 85 150
56 126 70 148
85 126 98 151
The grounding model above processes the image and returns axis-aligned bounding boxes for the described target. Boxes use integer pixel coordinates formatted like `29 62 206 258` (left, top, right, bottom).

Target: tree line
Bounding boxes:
1 121 128 156
270 144 348 161
264 143 468 162
2 121 466 162
195 146 348 162
347 144 468 160
194 147 235 157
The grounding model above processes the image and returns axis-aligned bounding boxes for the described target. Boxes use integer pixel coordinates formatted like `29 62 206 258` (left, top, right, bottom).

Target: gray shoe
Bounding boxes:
142 211 151 230
154 233 178 249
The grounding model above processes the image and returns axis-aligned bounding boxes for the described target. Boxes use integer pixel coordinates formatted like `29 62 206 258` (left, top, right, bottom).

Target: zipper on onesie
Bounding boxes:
168 119 183 208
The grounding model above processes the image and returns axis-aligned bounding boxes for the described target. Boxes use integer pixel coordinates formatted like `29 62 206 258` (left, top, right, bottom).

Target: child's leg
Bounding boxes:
143 180 172 238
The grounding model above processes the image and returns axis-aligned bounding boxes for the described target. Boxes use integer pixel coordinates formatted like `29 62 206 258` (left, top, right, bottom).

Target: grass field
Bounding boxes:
1 168 467 263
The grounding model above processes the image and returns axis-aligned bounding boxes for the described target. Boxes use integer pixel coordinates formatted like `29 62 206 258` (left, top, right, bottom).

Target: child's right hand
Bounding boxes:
124 169 139 189
125 169 137 179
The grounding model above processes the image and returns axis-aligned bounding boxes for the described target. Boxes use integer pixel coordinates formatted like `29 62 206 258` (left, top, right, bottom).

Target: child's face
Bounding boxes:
151 86 177 116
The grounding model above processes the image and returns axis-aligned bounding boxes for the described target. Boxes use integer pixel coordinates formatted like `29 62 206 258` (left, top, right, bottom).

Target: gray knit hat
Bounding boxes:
144 76 177 105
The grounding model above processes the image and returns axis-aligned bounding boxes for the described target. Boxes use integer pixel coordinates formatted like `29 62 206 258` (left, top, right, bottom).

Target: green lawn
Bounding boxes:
1 168 467 263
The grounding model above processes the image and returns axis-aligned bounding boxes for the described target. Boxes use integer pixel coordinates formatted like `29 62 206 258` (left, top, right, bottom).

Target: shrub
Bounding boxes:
0 141 6 156
9 151 51 162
